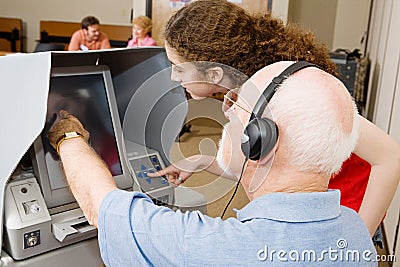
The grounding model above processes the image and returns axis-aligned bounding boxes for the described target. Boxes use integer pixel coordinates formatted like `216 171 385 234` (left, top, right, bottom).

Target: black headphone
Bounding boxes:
241 61 319 160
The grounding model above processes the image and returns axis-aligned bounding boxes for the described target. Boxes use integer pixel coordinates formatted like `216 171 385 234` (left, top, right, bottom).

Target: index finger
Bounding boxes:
147 170 165 177
147 165 172 177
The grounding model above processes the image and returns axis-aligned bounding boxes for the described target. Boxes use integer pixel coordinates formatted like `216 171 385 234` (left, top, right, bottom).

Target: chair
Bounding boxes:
34 42 65 52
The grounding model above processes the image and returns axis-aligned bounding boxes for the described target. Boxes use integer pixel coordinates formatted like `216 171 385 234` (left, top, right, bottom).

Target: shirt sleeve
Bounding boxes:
68 30 81 51
100 32 111 49
126 39 134 48
98 189 190 266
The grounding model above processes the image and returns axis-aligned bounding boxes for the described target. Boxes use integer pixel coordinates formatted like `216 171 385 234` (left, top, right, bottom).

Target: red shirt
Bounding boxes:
329 153 371 212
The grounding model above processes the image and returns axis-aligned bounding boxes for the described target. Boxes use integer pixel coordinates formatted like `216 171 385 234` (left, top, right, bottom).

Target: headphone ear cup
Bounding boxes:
241 118 279 160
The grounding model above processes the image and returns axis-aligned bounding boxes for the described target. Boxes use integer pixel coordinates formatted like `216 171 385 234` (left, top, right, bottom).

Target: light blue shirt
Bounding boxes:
98 189 377 266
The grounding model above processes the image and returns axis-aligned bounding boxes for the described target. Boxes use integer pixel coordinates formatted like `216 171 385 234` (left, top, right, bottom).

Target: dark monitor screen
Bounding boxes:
32 65 133 209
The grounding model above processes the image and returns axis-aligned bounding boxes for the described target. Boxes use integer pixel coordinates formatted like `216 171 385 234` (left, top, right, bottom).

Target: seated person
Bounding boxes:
68 16 111 51
127 15 157 47
47 61 376 266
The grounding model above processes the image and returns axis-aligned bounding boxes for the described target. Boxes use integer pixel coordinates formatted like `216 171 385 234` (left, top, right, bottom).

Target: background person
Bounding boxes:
127 15 157 48
159 0 400 237
68 15 111 51
47 61 376 266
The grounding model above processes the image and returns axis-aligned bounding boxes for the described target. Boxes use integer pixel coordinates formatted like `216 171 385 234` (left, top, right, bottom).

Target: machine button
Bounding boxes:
150 156 158 163
27 236 38 246
24 230 41 249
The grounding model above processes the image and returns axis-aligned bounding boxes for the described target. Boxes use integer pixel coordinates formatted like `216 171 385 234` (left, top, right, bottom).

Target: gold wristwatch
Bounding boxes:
56 132 83 153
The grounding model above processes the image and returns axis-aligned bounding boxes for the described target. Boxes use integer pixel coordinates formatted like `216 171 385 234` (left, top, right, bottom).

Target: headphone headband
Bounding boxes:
250 61 320 121
241 61 320 161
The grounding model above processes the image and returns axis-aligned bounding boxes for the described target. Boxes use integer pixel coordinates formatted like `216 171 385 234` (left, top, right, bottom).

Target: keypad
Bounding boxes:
129 154 169 192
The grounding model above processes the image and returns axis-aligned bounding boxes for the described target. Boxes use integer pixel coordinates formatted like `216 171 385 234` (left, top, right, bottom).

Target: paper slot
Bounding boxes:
52 216 96 242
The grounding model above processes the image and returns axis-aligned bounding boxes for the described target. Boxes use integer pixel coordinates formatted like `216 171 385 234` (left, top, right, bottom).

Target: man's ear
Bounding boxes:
205 67 224 84
258 137 279 165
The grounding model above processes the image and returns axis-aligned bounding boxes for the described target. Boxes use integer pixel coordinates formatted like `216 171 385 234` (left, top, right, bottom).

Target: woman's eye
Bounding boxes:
172 66 182 73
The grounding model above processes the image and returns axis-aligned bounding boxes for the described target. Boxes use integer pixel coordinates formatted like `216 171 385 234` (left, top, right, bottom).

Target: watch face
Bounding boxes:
56 132 83 153
64 132 80 138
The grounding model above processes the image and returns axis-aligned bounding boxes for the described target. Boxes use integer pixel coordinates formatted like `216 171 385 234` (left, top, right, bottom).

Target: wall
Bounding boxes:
133 0 146 19
0 0 132 52
271 0 289 23
288 0 371 53
332 0 371 53
366 0 400 260
288 0 337 50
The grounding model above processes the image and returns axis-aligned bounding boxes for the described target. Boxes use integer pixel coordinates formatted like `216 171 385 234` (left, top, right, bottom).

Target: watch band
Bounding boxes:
56 131 83 154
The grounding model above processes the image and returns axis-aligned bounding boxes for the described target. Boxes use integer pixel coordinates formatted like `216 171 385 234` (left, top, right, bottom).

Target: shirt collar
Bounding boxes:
236 190 342 223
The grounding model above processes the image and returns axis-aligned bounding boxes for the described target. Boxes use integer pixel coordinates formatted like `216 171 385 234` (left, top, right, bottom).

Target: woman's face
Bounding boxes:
165 42 224 99
133 24 147 39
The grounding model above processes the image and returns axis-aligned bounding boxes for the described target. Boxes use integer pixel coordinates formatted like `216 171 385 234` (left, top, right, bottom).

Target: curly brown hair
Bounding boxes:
164 0 337 77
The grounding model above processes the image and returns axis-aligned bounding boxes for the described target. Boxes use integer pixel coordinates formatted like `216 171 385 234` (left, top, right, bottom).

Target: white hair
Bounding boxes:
267 72 359 176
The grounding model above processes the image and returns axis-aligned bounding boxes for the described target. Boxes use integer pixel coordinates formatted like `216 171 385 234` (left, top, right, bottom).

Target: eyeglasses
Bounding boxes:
223 88 252 114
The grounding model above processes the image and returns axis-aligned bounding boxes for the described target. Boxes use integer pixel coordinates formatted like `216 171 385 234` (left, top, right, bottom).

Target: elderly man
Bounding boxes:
48 61 376 266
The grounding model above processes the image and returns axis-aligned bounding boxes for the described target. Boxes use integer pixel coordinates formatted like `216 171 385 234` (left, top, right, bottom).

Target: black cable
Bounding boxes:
221 159 248 219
